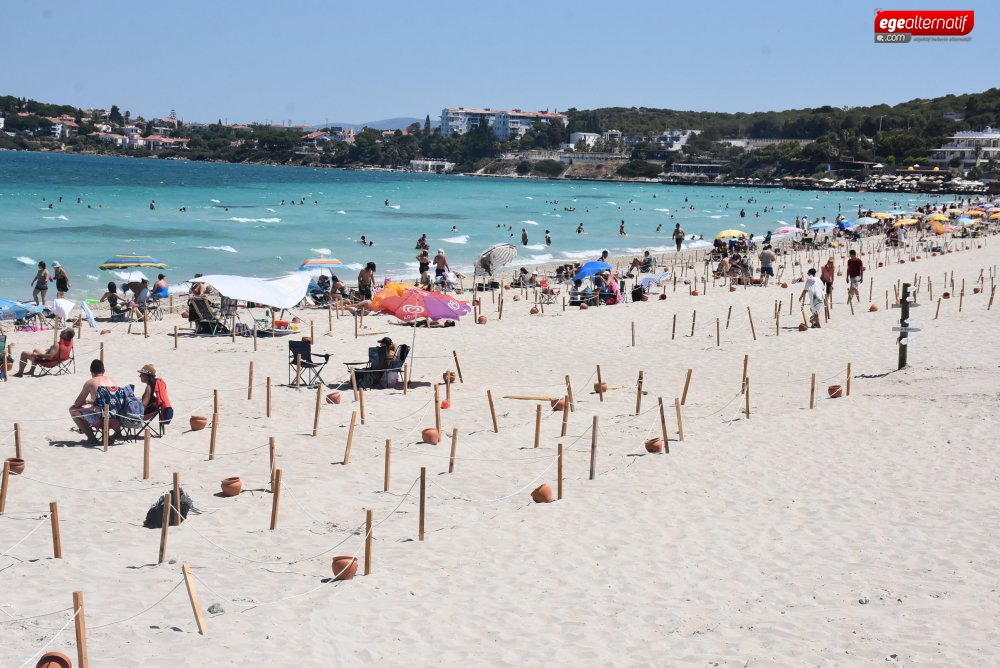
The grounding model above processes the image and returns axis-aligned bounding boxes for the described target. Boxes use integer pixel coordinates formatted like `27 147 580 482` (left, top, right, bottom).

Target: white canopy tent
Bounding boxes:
190 274 312 309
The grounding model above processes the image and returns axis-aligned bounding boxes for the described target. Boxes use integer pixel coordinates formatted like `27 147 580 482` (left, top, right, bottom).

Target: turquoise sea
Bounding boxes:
0 151 940 299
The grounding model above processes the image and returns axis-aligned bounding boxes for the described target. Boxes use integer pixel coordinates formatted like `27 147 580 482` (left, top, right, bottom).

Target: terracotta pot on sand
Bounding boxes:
332 556 359 581
531 483 554 503
6 457 25 475
326 391 342 404
827 385 843 399
35 652 72 668
421 428 440 445
189 416 208 431
221 477 242 497
644 438 664 454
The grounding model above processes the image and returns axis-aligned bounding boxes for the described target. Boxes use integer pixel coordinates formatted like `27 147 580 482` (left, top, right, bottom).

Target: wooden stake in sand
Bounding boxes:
561 394 569 437
726 304 733 329
744 377 750 419
312 385 322 437
209 413 219 460
0 461 10 514
565 375 575 412
266 377 272 417
364 509 373 576
674 397 684 441
383 440 392 492
343 412 357 465
49 501 62 558
596 365 605 402
402 363 409 394
102 405 109 452
631 321 636 347
809 373 817 409
486 390 499 433
99 342 104 364
741 354 749 393
268 438 276 483
589 416 598 481
747 307 757 341
182 563 208 635
448 428 458 473
143 429 151 480
716 318 720 346
434 384 442 433
253 326 258 352
635 370 644 415
846 362 853 397
295 354 302 389
671 313 677 340
533 404 542 448
14 423 21 459
157 492 171 564
658 398 669 454
419 466 426 542
445 373 452 403
690 310 697 337
174 326 178 350
73 591 89 668
247 362 254 400
557 443 564 499
935 297 941 320
358 387 367 425
269 468 282 530
452 350 464 383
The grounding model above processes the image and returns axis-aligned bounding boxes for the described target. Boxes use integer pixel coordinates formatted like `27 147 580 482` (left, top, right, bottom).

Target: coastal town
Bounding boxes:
2 92 998 194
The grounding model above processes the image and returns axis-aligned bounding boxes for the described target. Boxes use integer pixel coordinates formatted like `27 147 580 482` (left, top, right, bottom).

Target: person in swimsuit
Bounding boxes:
32 261 50 306
52 261 71 298
358 262 376 300
153 274 169 299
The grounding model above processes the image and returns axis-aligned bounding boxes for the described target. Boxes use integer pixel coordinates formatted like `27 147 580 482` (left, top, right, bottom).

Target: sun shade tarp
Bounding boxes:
190 274 312 309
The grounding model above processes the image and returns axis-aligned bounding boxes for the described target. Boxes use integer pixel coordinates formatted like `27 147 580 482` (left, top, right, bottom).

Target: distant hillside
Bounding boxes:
310 117 438 132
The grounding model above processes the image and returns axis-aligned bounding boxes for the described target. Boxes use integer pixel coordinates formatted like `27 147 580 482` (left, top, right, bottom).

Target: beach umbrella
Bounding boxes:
475 243 518 276
715 229 748 241
810 222 835 230
855 217 878 226
837 220 855 229
369 281 410 311
376 287 471 323
0 298 44 323
946 208 963 214
772 226 802 235
893 218 919 227
926 214 949 222
98 254 168 271
298 257 344 272
872 212 894 220
572 261 613 282
989 212 1000 220
963 210 984 217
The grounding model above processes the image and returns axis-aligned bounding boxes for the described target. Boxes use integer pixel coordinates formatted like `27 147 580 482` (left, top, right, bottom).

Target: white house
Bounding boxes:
440 107 567 140
569 132 601 149
493 110 566 140
931 127 1000 168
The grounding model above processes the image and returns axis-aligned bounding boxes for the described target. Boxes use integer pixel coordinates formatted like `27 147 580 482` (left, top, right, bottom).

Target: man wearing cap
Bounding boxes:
69 359 119 444
433 249 449 278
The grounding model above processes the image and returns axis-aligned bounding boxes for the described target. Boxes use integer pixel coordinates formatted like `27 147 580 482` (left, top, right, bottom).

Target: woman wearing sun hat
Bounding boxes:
138 363 174 434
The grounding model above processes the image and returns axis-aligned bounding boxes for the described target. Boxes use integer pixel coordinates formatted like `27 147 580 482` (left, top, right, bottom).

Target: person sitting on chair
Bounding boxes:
69 359 119 444
138 363 174 431
14 328 74 377
126 279 151 320
99 281 129 319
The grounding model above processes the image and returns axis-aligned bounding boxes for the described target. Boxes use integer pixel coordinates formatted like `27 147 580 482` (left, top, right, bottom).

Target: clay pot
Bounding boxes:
780 282 788 289
942 292 951 299
579 303 589 310
531 483 554 503
529 306 539 315
691 290 700 296
35 652 72 668
477 315 487 324
869 304 879 312
797 323 809 331
326 391 342 405
292 316 302 324
99 329 111 335
827 385 843 399
640 294 649 302
593 381 608 393
472 299 481 306
421 428 440 445
899 260 905 264
221 477 242 497
301 336 312 344
441 400 451 410
512 295 521 301
332 556 359 581
683 279 691 285
729 286 737 292
550 398 565 411
442 371 457 383
644 437 664 454
794 261 801 266
189 415 208 431
658 293 667 300
973 287 982 294
6 457 25 475
878 262 884 267
180 311 189 319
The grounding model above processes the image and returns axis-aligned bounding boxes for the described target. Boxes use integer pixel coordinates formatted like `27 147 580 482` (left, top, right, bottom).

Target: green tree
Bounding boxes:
109 105 123 125
424 115 431 134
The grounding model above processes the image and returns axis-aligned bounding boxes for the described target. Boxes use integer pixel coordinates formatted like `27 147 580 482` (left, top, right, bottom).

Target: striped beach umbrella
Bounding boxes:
98 254 168 270
298 257 344 272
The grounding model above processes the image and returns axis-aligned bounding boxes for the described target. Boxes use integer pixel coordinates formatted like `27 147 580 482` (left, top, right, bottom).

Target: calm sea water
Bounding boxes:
0 151 934 299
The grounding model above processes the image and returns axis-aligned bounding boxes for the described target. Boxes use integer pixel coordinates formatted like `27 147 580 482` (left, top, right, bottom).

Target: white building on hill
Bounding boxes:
931 127 1000 168
440 107 567 140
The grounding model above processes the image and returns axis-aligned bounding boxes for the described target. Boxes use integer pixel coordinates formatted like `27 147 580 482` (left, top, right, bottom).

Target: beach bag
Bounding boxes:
143 487 193 528
121 387 145 430
631 285 645 302
95 384 143 427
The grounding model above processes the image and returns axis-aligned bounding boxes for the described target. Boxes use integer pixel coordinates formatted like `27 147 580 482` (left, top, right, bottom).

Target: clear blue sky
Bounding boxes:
1 0 995 125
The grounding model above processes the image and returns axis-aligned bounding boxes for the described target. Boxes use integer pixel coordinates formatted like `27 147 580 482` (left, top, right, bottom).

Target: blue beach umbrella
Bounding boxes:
572 261 613 282
837 220 855 229
0 298 44 323
810 222 835 231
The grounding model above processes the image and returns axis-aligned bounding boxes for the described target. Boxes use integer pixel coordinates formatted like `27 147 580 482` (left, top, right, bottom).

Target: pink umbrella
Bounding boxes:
772 226 803 235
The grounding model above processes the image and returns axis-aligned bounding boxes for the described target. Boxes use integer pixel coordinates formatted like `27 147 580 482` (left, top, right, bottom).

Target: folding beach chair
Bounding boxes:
346 344 409 390
189 298 227 335
539 280 560 305
288 340 331 387
35 339 76 377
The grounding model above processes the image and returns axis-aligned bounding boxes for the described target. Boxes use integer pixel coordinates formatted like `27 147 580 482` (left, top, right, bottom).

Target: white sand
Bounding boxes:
2 236 999 666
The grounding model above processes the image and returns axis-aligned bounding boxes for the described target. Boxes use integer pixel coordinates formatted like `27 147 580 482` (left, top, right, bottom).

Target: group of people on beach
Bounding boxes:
30 260 71 306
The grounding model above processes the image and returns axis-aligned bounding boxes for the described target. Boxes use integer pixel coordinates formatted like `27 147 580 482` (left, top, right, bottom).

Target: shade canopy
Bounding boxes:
190 273 312 309
99 254 168 270
475 243 518 276
715 229 748 240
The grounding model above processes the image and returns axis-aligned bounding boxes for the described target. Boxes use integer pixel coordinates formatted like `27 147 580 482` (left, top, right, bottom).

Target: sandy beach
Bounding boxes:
2 236 999 666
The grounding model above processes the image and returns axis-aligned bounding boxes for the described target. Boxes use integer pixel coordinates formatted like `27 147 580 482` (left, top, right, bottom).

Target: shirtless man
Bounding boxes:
433 249 449 278
69 359 119 444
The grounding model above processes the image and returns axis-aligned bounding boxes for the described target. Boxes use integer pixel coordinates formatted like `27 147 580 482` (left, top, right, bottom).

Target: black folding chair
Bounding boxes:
288 340 331 387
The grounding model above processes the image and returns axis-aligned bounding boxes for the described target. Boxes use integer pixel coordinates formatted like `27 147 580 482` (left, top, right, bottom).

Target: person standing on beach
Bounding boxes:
758 244 776 287
820 258 836 301
433 249 449 278
52 261 71 299
416 249 430 277
799 268 825 328
358 262 376 300
846 250 864 304
32 261 50 306
672 224 685 252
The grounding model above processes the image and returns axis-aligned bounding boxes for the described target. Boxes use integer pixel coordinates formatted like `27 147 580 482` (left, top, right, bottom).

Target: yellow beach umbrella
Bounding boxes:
989 212 1000 220
964 210 984 216
926 214 949 222
872 212 894 219
715 229 748 241
893 218 919 227
946 208 963 214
